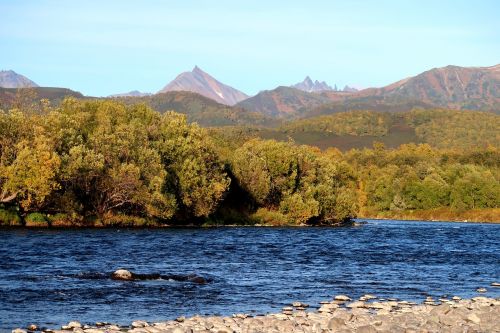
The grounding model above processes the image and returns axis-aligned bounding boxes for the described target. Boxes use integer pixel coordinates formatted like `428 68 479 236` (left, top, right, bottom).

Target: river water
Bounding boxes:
0 219 499 330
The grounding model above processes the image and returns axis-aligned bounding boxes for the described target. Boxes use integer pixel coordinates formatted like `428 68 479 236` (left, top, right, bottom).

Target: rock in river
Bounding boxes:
111 269 133 281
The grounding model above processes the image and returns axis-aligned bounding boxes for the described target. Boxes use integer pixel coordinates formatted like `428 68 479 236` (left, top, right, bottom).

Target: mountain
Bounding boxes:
114 91 275 127
158 66 249 106
0 70 39 88
109 90 151 97
356 64 499 110
292 76 333 92
236 86 332 118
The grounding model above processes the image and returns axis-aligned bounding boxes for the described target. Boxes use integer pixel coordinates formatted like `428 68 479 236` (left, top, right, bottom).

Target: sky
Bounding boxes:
0 0 499 96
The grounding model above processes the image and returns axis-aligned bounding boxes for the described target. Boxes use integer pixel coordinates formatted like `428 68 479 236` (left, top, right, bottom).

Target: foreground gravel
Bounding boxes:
13 295 500 333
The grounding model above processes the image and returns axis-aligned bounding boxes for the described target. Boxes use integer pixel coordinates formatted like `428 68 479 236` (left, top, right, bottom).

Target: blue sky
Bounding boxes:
1 0 498 96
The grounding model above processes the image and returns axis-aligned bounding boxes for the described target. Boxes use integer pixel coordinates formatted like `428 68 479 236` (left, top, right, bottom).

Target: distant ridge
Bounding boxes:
158 66 249 106
0 70 39 88
109 90 151 97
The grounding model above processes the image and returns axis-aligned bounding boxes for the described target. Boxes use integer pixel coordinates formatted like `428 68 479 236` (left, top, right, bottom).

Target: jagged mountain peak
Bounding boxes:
292 76 333 92
158 67 248 105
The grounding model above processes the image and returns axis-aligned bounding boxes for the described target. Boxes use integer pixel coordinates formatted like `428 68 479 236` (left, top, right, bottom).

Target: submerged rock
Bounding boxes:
111 269 133 281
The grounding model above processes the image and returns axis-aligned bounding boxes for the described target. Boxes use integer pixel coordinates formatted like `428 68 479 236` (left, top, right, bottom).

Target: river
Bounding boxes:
0 219 499 330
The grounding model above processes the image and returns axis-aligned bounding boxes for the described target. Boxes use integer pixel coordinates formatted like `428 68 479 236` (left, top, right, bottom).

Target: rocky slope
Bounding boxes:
158 66 248 106
357 64 500 110
0 70 39 88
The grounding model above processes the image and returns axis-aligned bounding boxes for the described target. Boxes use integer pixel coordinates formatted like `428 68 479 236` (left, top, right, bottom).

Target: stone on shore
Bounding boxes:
67 321 82 329
131 320 148 328
12 329 27 333
334 294 351 301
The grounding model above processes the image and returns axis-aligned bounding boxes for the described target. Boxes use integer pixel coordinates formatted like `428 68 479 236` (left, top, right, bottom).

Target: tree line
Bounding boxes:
0 99 498 226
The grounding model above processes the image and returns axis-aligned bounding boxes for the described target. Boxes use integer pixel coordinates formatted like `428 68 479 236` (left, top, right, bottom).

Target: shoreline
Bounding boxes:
1 217 499 229
12 295 500 333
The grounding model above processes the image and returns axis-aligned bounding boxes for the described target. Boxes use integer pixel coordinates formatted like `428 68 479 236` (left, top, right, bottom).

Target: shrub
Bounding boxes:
25 212 49 227
0 208 22 226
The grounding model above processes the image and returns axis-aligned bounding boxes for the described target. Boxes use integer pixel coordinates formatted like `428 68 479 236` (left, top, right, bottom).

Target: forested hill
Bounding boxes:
113 91 275 127
210 109 500 151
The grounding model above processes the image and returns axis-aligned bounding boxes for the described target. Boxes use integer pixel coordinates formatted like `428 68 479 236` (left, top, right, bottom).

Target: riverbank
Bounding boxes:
13 295 500 333
2 209 499 228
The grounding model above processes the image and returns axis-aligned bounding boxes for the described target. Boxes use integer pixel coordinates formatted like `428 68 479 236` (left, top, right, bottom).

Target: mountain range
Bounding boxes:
238 64 499 117
1 64 498 123
158 66 248 106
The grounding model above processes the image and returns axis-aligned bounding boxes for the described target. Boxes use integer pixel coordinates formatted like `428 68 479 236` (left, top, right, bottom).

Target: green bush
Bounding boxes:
251 208 291 226
25 212 49 227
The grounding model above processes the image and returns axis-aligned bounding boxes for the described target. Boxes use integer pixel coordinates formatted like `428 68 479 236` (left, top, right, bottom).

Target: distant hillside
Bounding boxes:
0 87 84 110
114 91 274 127
356 64 499 111
0 70 39 88
236 86 331 118
158 66 249 106
306 98 435 118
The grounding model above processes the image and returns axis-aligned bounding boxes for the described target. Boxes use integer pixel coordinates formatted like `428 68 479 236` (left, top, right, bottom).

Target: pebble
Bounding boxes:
334 294 351 301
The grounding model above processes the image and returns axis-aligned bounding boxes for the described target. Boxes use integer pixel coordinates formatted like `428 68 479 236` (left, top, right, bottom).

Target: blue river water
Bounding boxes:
0 219 499 330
